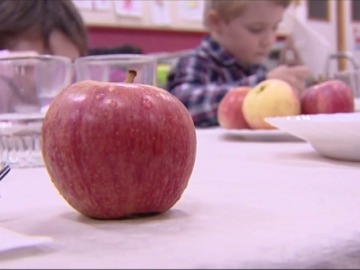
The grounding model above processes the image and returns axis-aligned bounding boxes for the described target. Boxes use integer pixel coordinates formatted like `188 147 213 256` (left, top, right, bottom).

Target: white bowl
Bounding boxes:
265 112 360 162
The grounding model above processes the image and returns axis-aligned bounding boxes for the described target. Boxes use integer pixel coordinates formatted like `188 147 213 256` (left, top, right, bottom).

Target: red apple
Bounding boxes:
301 79 355 114
217 87 251 129
41 70 197 220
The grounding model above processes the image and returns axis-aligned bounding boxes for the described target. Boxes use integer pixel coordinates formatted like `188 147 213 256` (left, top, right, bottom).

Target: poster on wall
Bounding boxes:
150 0 171 25
178 0 205 22
93 0 112 11
114 0 144 17
72 0 93 10
353 26 360 51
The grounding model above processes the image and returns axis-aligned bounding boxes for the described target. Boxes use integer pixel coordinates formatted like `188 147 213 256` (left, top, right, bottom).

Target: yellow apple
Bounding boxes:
242 79 301 129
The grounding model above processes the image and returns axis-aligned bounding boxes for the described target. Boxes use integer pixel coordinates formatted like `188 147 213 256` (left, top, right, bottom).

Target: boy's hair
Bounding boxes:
0 0 88 56
204 0 293 26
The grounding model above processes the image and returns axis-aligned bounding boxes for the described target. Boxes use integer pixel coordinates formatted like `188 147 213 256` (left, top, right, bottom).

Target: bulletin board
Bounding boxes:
73 0 206 33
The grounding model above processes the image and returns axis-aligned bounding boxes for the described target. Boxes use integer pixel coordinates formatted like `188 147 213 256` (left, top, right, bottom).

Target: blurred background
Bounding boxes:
74 0 360 88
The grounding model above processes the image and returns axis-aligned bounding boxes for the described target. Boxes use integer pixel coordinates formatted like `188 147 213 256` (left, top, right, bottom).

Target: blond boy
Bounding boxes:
166 0 311 127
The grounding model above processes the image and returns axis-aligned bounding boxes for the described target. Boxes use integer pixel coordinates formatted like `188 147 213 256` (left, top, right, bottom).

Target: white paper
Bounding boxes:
0 227 51 253
151 0 171 25
178 0 204 22
114 0 143 17
292 16 332 77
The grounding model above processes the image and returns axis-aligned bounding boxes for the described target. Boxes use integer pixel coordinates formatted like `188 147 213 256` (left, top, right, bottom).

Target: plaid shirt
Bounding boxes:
166 35 267 127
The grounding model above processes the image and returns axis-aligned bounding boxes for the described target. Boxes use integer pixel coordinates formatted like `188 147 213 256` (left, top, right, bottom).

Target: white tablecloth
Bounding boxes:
1 128 360 269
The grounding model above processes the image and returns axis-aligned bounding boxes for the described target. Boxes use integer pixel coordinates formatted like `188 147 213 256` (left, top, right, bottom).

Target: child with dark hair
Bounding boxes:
88 44 143 56
0 0 88 59
0 0 88 113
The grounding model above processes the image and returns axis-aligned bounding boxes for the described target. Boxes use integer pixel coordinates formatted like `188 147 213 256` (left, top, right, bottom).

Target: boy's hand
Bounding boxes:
267 65 312 96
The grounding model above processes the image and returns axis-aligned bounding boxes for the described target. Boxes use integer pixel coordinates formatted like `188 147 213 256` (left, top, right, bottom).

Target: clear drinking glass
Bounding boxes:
0 54 73 168
333 70 360 98
333 70 360 111
74 54 158 85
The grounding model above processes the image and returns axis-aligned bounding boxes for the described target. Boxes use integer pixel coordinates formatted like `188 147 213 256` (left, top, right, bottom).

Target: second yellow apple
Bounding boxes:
242 79 301 129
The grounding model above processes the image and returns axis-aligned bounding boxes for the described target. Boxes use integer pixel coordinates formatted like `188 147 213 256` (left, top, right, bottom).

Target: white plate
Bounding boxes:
265 112 360 162
225 129 286 136
221 128 304 142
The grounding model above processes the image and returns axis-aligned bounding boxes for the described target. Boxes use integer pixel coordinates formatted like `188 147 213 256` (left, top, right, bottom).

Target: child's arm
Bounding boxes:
167 57 266 127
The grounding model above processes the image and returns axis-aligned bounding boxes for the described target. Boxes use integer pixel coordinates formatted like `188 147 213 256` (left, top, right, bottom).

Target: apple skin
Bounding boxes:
41 80 197 220
301 79 354 114
217 87 251 129
242 79 301 129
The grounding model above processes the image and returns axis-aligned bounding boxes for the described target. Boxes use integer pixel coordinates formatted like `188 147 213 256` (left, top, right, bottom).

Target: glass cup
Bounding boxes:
333 70 360 112
333 69 360 98
0 54 73 168
74 54 158 85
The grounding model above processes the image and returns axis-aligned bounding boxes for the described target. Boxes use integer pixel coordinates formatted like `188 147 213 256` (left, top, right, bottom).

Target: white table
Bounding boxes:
1 128 360 269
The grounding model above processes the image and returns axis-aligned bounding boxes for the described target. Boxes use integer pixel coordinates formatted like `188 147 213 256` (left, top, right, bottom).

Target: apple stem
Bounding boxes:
125 70 137 83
